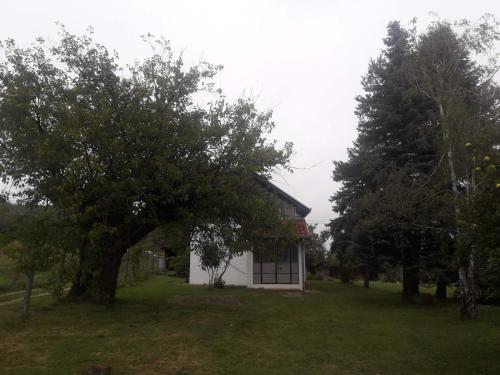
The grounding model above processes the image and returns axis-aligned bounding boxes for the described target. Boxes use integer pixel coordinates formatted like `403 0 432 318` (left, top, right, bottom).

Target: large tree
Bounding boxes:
330 21 440 301
408 16 500 318
0 28 291 303
330 16 499 318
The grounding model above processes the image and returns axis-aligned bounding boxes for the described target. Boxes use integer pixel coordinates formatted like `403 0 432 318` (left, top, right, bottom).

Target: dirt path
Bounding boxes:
0 288 44 297
0 291 50 307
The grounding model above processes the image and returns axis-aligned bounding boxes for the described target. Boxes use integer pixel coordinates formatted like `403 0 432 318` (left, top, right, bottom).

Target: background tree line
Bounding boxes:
329 15 499 319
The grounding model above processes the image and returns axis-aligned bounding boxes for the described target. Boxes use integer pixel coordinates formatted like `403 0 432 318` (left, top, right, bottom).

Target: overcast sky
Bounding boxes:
2 0 499 232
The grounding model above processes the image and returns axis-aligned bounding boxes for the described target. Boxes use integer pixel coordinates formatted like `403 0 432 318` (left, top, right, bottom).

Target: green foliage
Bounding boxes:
0 27 292 302
330 21 439 289
1 209 58 274
170 251 190 278
330 16 500 311
304 224 329 275
192 222 250 288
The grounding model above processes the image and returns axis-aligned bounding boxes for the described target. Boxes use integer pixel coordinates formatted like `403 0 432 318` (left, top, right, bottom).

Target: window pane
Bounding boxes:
290 245 298 262
261 247 275 262
262 274 276 284
253 261 261 273
277 273 292 284
253 274 261 284
277 262 289 274
290 245 299 274
262 262 275 273
291 273 299 284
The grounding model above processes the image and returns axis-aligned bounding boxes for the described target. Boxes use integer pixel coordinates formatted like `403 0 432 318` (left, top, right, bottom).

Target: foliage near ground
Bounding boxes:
1 275 499 375
0 252 51 294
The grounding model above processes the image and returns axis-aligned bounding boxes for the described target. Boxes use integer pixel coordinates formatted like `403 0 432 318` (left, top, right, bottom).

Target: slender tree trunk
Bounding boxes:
459 259 477 319
363 266 370 289
435 275 447 299
439 102 477 319
22 270 35 318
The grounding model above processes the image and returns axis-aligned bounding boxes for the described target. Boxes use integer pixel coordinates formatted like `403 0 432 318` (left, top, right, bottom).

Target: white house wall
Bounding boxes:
189 251 248 286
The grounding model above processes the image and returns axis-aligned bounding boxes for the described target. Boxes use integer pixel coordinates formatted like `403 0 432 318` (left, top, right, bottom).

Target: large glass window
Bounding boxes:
253 241 299 284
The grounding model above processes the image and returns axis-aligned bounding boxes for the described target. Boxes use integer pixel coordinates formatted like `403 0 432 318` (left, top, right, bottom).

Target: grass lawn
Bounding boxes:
1 276 499 375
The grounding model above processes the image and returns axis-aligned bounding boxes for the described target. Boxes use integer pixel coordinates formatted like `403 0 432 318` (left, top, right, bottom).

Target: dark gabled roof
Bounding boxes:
255 174 311 218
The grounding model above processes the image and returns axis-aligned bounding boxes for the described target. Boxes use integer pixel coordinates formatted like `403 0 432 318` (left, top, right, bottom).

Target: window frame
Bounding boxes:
253 242 299 285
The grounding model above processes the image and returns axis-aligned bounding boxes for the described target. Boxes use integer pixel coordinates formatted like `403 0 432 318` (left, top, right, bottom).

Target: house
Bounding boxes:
189 177 311 290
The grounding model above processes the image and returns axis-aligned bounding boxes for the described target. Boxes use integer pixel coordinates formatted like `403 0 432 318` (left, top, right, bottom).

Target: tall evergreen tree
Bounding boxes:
330 21 442 301
331 16 499 318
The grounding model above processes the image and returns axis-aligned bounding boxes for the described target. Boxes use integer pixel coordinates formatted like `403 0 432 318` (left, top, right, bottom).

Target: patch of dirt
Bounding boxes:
128 350 210 375
167 295 241 306
0 333 48 366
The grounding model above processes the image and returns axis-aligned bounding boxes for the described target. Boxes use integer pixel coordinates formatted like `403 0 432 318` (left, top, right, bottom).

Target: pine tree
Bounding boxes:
330 22 441 301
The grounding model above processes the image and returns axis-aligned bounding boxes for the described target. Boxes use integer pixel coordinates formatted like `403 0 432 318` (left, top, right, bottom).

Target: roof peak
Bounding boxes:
255 174 311 217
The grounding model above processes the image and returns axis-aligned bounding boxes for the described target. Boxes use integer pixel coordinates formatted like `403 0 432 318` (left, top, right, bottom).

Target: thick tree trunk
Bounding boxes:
363 266 370 289
69 246 127 303
68 237 91 299
402 265 419 303
435 275 447 299
22 270 35 318
94 249 126 304
69 223 155 304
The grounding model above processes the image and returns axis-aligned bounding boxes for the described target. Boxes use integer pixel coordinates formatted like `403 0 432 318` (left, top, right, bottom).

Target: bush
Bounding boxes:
170 252 190 279
213 278 225 288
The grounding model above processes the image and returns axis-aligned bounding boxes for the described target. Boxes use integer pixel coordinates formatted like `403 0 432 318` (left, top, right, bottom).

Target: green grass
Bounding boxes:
1 276 499 375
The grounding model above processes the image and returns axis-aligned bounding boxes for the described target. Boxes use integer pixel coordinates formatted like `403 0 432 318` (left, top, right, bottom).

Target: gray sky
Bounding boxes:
2 0 499 232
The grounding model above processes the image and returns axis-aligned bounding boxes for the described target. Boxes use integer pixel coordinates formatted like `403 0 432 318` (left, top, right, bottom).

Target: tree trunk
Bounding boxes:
402 265 419 303
68 243 93 299
69 223 155 304
435 275 447 299
94 249 126 304
459 260 477 319
22 270 35 318
69 246 126 303
438 102 477 318
363 266 370 288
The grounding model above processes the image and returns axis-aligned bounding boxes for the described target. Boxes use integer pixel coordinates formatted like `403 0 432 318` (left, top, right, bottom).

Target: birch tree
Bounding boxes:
409 16 500 318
